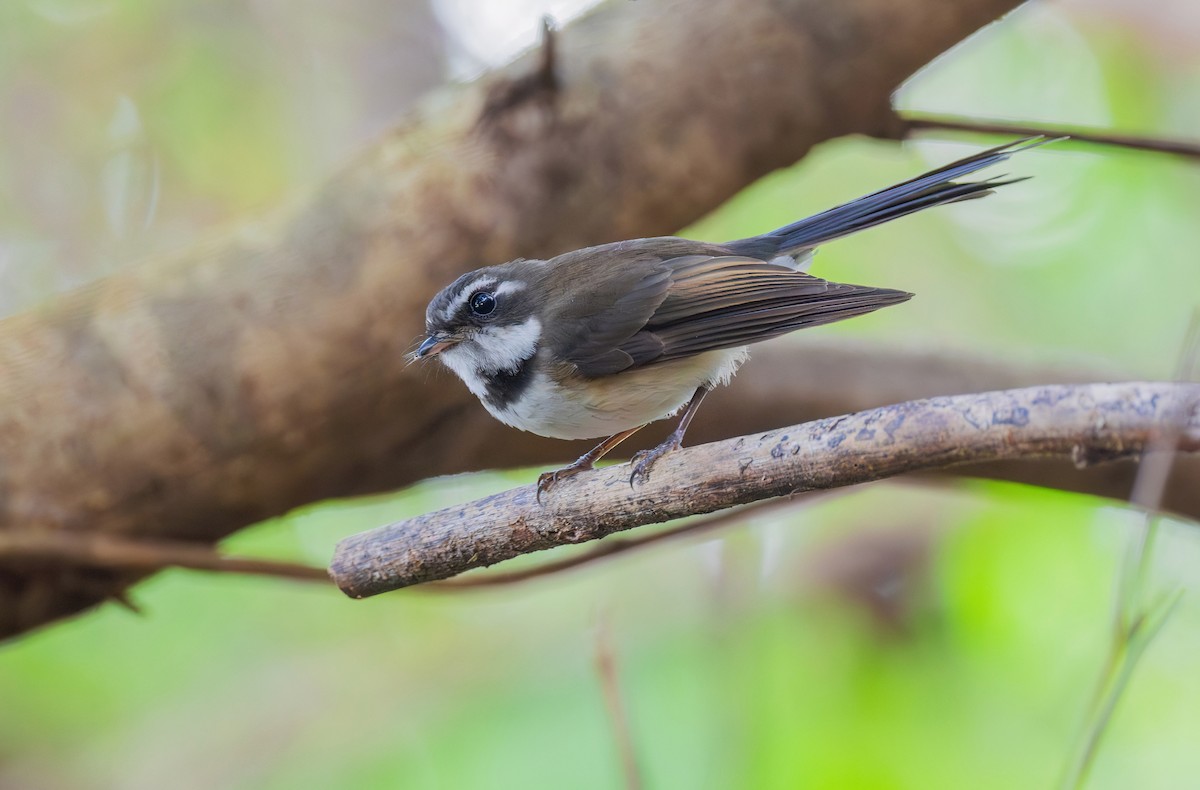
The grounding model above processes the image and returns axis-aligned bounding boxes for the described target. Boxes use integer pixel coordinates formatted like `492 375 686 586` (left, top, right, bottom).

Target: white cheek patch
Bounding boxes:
475 316 542 373
437 316 543 397
440 276 498 323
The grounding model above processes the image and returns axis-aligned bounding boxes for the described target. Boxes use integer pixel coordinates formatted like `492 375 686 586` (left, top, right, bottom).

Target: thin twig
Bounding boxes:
1121 313 1200 618
595 615 643 790
1064 590 1185 790
1061 314 1200 790
903 114 1200 159
331 382 1200 598
0 530 330 582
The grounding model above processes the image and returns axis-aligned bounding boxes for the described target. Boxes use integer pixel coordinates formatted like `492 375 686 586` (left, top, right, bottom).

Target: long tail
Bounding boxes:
725 137 1054 259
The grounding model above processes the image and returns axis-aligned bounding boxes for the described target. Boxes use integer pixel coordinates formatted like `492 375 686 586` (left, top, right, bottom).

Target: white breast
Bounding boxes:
486 346 749 440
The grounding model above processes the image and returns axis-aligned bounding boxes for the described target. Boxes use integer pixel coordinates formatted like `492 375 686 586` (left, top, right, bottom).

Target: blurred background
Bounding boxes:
1 0 1200 788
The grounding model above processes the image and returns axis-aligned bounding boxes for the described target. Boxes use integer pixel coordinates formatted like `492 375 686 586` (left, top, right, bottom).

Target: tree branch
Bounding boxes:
330 382 1200 598
429 493 836 589
902 113 1200 159
0 531 329 582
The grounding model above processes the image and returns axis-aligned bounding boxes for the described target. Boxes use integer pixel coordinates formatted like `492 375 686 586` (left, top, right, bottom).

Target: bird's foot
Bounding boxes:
629 437 683 487
536 428 649 504
536 461 592 504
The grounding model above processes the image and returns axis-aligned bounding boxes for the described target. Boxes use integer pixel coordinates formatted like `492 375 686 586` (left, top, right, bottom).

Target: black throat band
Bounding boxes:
481 356 535 408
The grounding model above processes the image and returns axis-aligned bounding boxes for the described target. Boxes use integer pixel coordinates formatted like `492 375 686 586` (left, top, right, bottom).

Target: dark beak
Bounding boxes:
415 333 458 359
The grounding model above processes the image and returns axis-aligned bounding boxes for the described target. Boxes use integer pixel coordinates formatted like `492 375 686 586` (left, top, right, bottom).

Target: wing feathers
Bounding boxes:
562 266 673 374
649 288 910 359
567 254 911 378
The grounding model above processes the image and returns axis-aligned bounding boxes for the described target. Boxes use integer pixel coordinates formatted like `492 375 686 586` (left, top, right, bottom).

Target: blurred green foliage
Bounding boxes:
2 2 1200 789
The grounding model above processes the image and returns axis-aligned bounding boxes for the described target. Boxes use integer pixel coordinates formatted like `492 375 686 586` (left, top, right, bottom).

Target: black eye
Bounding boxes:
469 291 496 316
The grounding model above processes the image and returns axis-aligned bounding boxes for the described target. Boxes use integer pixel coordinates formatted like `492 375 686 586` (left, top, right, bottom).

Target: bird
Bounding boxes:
415 138 1046 501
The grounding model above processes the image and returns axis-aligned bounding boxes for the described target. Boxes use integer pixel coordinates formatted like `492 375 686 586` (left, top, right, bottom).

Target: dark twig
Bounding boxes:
903 113 1200 159
330 382 1200 598
476 15 559 132
0 530 330 583
537 15 557 90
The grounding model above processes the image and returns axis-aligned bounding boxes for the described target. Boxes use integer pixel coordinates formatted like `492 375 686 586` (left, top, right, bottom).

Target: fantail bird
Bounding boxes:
415 138 1046 500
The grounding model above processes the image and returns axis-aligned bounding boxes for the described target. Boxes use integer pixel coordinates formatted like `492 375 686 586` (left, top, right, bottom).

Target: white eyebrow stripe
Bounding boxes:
494 281 525 297
441 276 497 321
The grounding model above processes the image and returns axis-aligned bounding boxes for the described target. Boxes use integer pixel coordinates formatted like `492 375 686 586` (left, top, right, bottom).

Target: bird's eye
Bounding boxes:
469 291 496 316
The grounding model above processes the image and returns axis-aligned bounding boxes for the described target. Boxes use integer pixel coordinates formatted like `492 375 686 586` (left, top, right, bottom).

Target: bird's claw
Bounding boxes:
535 471 559 504
536 465 586 504
628 440 682 487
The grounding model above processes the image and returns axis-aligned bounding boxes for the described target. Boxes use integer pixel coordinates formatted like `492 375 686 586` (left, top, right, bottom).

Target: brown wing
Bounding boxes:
568 255 911 377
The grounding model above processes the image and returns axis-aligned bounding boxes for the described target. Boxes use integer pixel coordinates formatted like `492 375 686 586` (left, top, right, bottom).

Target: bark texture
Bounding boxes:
0 0 1029 636
330 382 1200 597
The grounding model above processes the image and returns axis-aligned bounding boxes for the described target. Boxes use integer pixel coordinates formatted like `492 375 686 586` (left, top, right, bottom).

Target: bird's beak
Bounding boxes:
415 333 460 359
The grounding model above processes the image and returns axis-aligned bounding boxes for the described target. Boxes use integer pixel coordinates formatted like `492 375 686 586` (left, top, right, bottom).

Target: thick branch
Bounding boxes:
0 0 1029 636
329 382 1200 598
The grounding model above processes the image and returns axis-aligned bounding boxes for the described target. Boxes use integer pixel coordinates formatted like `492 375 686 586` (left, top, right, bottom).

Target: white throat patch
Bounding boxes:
437 316 542 399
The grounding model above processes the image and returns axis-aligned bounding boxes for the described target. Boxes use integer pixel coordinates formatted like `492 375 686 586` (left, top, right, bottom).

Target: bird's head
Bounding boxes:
416 262 547 387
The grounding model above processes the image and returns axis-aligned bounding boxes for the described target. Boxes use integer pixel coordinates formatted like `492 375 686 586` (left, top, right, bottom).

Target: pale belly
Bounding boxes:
487 347 749 440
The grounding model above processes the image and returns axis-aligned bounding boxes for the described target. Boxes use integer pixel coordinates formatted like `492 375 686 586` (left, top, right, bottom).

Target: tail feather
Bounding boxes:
726 137 1054 259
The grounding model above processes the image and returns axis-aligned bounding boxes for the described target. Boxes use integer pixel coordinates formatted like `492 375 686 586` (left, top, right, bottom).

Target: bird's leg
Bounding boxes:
537 424 646 503
630 386 710 486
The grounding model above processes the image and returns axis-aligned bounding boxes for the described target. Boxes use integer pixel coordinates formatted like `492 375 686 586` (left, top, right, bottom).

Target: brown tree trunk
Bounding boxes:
0 0 1034 637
